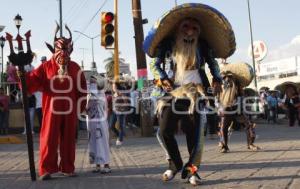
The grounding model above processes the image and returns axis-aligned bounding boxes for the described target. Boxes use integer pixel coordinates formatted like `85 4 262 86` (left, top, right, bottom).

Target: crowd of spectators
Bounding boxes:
260 86 300 126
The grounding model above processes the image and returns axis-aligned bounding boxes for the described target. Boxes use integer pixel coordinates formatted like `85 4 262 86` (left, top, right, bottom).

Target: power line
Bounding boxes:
74 0 109 42
67 0 90 25
64 0 82 21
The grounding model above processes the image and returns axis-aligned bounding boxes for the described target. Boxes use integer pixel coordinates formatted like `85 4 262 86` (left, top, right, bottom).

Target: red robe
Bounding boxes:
25 58 87 176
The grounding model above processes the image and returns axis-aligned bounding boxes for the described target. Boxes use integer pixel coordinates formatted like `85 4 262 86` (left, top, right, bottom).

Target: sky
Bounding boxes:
1 0 300 79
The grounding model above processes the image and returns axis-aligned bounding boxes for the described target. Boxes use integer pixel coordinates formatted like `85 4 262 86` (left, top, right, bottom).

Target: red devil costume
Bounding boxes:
24 24 87 179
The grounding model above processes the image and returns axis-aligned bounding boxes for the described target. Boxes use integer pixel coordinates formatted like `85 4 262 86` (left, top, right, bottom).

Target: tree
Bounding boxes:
104 51 125 78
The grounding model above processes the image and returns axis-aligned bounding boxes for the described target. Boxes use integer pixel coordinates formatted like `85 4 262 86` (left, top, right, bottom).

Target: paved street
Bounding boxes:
0 119 300 189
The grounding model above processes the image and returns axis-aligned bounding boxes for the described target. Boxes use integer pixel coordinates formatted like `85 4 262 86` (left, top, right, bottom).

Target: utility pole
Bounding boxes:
132 0 152 137
59 0 63 37
114 0 120 81
132 0 147 86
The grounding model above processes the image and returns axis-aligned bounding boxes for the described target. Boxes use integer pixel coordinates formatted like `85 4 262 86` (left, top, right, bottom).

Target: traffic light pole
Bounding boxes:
114 0 119 81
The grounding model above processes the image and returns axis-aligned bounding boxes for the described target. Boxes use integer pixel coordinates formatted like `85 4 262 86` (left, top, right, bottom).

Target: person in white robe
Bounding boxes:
86 76 111 173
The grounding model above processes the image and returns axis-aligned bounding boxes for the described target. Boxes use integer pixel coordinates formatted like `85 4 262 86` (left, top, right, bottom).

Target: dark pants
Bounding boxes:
288 108 300 126
109 112 126 141
9 84 19 103
219 112 256 148
128 107 140 127
36 108 43 132
0 110 9 134
268 106 277 123
205 97 218 135
158 99 205 172
206 113 218 135
263 104 269 119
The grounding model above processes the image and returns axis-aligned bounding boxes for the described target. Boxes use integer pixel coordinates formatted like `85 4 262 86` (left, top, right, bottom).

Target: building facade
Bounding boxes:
248 56 300 90
119 62 131 76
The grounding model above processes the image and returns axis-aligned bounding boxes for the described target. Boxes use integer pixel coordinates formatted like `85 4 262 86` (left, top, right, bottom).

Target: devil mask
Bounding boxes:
46 23 73 66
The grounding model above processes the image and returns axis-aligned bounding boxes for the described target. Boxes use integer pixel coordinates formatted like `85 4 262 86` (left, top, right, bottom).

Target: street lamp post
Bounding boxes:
247 0 260 113
14 14 22 34
74 30 100 71
247 0 258 92
0 36 5 83
79 47 87 70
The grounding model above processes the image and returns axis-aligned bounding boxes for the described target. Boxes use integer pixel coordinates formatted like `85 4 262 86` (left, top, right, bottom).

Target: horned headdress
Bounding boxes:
45 22 73 54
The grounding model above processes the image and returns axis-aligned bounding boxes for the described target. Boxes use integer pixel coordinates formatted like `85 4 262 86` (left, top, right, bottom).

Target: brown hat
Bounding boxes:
143 3 236 58
220 62 254 88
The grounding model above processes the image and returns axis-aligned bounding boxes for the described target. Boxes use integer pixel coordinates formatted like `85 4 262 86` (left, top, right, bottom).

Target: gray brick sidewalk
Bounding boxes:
0 120 300 189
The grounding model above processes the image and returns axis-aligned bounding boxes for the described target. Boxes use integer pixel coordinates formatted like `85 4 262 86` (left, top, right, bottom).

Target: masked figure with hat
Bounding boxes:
216 62 260 153
23 23 87 180
143 3 236 185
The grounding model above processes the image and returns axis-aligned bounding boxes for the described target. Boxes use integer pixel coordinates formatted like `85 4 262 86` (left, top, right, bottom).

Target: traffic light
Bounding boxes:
101 12 115 47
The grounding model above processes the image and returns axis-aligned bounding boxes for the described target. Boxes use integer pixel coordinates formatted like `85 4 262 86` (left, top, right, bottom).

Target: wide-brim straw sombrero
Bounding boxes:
143 3 236 58
274 81 298 93
220 62 254 88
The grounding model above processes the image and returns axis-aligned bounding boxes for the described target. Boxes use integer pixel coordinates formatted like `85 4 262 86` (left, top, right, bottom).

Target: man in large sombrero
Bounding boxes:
143 3 235 185
216 62 260 153
280 83 300 127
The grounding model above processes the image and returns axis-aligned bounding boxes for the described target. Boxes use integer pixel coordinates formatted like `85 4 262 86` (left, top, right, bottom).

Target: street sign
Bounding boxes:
248 40 267 61
258 57 297 76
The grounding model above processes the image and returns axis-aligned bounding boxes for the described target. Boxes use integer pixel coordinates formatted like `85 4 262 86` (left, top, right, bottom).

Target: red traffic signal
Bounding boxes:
101 12 115 47
103 12 114 23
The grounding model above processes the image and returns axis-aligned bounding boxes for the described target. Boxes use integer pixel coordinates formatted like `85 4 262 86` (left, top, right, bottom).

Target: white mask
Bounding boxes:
89 83 98 94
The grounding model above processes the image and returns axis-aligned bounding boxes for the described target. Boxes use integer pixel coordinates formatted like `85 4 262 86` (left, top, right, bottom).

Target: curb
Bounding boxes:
0 135 24 144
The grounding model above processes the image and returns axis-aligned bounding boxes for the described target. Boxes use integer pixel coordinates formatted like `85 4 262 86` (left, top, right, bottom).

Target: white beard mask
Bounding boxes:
57 64 68 82
173 32 198 83
172 18 201 84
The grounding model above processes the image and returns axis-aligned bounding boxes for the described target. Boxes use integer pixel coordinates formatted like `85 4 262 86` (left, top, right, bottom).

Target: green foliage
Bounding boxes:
103 51 126 78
